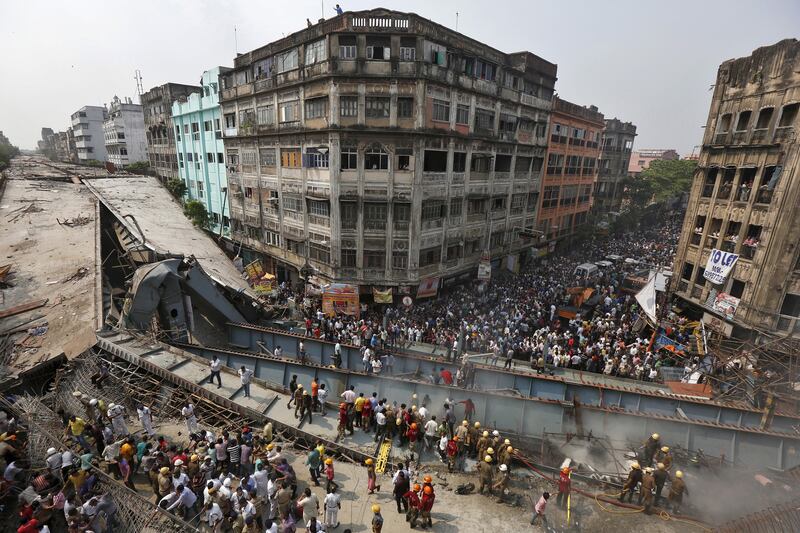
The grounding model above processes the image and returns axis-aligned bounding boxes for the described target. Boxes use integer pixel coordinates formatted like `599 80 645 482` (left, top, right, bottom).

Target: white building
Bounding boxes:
71 106 108 161
103 96 147 166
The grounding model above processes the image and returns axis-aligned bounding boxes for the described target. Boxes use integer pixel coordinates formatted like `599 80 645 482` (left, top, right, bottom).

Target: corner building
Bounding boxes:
220 8 556 289
142 82 200 181
594 118 636 218
672 39 800 339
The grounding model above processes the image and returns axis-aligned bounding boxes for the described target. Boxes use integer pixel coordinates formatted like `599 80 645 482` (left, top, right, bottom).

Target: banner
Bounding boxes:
321 283 359 317
372 287 393 304
653 332 686 354
416 277 440 299
477 257 491 280
244 260 265 283
703 249 739 285
505 254 519 274
635 274 657 323
711 292 740 320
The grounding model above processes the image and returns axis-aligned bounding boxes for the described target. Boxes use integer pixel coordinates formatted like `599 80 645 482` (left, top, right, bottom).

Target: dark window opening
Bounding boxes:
756 107 774 129
779 103 798 127
423 150 447 172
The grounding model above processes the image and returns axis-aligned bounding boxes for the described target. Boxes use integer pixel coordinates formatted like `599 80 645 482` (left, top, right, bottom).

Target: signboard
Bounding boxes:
702 312 734 336
711 292 740 320
402 296 413 307
244 260 265 283
477 255 491 280
417 277 440 299
372 287 393 304
703 249 739 285
505 253 519 274
321 283 359 317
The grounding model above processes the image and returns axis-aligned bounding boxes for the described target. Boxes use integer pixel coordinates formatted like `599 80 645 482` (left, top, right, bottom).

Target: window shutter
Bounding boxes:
383 47 390 60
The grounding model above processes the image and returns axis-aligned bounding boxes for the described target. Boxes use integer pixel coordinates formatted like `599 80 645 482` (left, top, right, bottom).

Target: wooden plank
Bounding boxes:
0 299 48 320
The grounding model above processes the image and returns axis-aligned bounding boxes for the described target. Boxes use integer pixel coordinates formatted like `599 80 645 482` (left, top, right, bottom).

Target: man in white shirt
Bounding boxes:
323 486 341 529
208 355 222 388
374 411 387 442
45 447 62 481
274 345 283 358
136 403 155 437
424 417 439 451
204 500 224 529
238 365 254 398
418 405 428 421
371 358 383 374
182 402 198 434
166 484 198 517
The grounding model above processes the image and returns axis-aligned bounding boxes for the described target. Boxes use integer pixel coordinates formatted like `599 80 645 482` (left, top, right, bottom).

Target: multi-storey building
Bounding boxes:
671 39 800 339
220 8 556 290
537 97 604 241
71 106 108 162
628 148 679 177
142 82 200 181
103 96 147 166
172 67 232 236
594 118 636 218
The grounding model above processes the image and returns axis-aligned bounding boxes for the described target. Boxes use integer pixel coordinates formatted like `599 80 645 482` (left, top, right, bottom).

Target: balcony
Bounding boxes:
470 171 489 182
494 171 511 182
520 92 552 110
308 214 330 227
448 216 463 226
774 126 794 143
224 127 238 137
364 219 386 231
393 220 409 232
467 213 486 223
423 172 447 182
341 219 357 231
451 172 465 184
421 218 444 230
418 264 441 276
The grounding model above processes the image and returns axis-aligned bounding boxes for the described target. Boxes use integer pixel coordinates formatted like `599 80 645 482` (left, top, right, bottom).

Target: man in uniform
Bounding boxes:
668 471 688 514
643 433 661 466
467 422 480 457
493 463 510 503
657 446 673 471
476 431 490 462
618 462 642 503
454 421 469 456
639 467 656 514
419 485 435 528
371 504 384 533
556 466 571 509
653 462 670 506
478 455 494 495
403 483 422 527
446 436 459 473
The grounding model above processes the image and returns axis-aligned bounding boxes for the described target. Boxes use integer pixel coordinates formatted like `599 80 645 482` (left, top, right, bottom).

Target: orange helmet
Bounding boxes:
413 483 421 491
423 485 433 494
453 436 459 441
411 423 417 430
561 466 570 474
340 403 347 409
423 475 432 483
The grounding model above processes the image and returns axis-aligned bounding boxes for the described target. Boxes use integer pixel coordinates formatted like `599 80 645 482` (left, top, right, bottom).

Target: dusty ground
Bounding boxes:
132 420 691 532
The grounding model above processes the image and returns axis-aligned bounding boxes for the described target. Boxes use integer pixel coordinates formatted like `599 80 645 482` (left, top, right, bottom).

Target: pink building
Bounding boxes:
628 148 679 176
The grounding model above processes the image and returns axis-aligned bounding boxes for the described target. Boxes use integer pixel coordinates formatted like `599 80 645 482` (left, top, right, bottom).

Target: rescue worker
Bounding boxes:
467 422 480 457
107 402 128 437
498 445 513 469
485 447 495 465
493 463 510 504
371 504 384 533
491 430 502 452
419 484 435 529
454 421 469 455
476 430 490 460
653 462 670 505
478 455 494 495
403 483 422 527
618 462 642 503
639 467 656 514
657 446 673 471
446 436 459 473
421 475 434 497
668 471 689 514
643 433 661 466
556 466 571 509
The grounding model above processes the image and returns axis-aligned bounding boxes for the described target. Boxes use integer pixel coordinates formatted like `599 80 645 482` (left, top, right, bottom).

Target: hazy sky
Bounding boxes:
2 0 798 151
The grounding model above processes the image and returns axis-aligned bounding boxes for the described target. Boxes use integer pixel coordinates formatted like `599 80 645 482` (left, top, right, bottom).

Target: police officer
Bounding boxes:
639 467 656 514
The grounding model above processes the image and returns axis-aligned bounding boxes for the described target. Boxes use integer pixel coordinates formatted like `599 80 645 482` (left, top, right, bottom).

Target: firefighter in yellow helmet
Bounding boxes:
618 462 642 503
668 471 689 514
476 430 490 460
643 433 661 466
478 454 494 495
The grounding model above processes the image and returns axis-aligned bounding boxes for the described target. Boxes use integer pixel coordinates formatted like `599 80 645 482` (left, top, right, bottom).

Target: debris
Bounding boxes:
27 325 48 337
455 482 475 495
0 264 12 288
57 216 91 227
63 267 89 283
8 202 43 222
0 298 49 320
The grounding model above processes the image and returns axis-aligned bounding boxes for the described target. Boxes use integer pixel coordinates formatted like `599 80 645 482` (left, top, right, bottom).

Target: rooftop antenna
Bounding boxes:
134 70 143 102
234 26 238 55
321 0 324 20
455 11 459 32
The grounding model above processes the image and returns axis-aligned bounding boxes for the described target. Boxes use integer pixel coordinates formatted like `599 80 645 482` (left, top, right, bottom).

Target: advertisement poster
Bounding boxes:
244 260 265 282
703 249 739 285
416 277 440 299
711 292 740 320
321 283 359 317
372 287 393 304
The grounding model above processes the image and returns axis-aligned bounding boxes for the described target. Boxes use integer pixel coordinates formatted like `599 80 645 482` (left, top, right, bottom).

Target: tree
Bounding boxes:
184 200 210 229
165 178 187 200
638 159 697 203
125 161 150 174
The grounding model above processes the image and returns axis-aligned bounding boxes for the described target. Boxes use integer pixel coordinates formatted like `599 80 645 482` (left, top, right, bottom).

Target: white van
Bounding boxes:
594 260 613 269
574 263 599 280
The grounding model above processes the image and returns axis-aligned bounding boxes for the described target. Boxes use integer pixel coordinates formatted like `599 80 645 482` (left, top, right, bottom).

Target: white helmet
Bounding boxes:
89 399 98 406
47 447 57 456
492 430 500 437
72 391 83 398
174 459 184 466
108 403 116 409
499 464 508 472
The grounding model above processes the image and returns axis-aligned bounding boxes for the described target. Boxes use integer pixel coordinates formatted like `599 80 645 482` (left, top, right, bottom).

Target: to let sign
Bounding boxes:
703 248 739 285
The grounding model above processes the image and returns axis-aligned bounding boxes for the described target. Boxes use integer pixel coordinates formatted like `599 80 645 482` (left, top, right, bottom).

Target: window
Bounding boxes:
542 186 559 209
281 148 301 168
474 109 494 132
341 146 358 170
422 201 446 220
340 202 357 229
276 48 299 73
423 150 447 172
559 185 577 206
729 279 745 299
244 186 254 199
224 113 236 128
304 97 328 119
175 125 181 141
238 109 255 128
491 196 505 210
338 36 356 59
365 97 390 118
453 152 467 172
432 99 450 122
366 36 390 60
425 41 447 66
735 110 751 131
282 196 302 212
681 261 694 281
364 203 387 227
396 148 412 171
214 118 220 131
364 251 385 269
419 247 441 267
365 147 388 170
341 249 356 267
340 96 358 117
718 113 732 133
756 107 774 129
257 105 274 125
456 105 469 125
253 57 273 79
303 149 329 168
309 244 330 264
187 152 194 162
499 114 517 133
467 198 486 215
217 152 224 163
305 39 327 65
264 231 281 247
206 152 215 163
280 101 299 123
471 154 491 172
308 199 330 216
397 97 413 118
120 147 128 156
494 154 512 172
204 120 212 132
392 251 408 269
196 180 204 197
400 37 416 61
259 148 276 168
394 203 410 224
780 294 800 318
779 103 798 127
450 198 462 217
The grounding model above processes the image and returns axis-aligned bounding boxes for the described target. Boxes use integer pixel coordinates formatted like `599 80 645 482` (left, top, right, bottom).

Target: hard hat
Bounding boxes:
423 475 432 483
661 446 669 453
174 459 184 466
267 443 274 450
504 438 511 445
412 394 418 399
372 504 381 513
645 467 654 474
482 431 489 438
423 485 433 494
499 464 508 472
675 471 683 479
325 458 333 465
411 423 417 429
303 390 309 396
297 384 303 389
396 418 402 425
657 462 665 470
72 391 83 397
487 447 494 455
160 467 170 475
561 467 570 474
413 483 421 491
47 447 57 456
190 455 199 462
462 420 468 426
631 462 640 469
108 403 116 409
340 403 346 409
452 436 459 441
411 405 417 411
652 433 660 440
365 458 373 465
474 422 481 428
506 446 513 453
484 455 493 463
492 430 500 437
89 399 98 406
